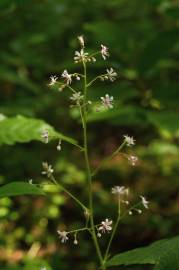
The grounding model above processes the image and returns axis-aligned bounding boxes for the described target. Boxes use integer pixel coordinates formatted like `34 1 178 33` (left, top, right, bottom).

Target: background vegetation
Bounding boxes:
0 0 179 269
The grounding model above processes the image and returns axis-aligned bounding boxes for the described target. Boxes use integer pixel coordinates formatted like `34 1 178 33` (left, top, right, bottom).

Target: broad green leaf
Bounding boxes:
154 247 179 270
107 236 179 267
0 115 77 146
23 259 52 270
0 182 44 197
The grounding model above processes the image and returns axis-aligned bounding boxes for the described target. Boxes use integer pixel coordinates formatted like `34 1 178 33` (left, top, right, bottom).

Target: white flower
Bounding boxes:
128 155 138 166
57 230 69 243
106 68 117 81
40 268 46 270
140 196 149 209
70 92 84 103
57 139 62 151
41 130 49 144
74 49 89 63
29 179 33 185
61 70 72 85
112 186 129 204
78 35 85 48
73 234 78 245
101 44 109 60
97 232 102 238
123 135 135 146
111 186 129 196
49 75 58 86
74 239 78 245
101 94 113 109
99 218 113 234
42 162 54 178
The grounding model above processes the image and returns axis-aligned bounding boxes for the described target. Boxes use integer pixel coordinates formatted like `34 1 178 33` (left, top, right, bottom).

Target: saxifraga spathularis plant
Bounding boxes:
39 36 149 270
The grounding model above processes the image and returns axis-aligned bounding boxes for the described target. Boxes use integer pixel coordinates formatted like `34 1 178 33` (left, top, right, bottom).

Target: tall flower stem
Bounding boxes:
103 201 121 265
82 60 104 268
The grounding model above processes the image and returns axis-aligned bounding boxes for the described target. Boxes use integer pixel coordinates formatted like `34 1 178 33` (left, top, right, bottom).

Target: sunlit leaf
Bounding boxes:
0 115 77 146
0 182 44 197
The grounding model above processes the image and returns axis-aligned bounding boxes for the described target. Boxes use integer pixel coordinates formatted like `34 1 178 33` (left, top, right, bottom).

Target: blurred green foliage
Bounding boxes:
0 0 179 269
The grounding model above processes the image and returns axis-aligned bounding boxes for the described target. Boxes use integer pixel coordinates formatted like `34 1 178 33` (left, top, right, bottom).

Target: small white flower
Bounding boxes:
61 70 72 85
73 234 78 245
112 186 129 204
58 84 65 92
40 268 46 270
128 155 138 166
101 94 113 109
57 139 62 151
123 135 135 146
140 196 149 209
76 75 80 80
97 232 102 238
101 44 109 60
29 179 33 185
74 49 89 63
112 186 129 196
41 130 49 144
42 162 54 178
99 218 113 234
70 92 84 103
74 239 78 245
106 68 117 81
78 35 85 48
57 230 69 243
49 75 58 86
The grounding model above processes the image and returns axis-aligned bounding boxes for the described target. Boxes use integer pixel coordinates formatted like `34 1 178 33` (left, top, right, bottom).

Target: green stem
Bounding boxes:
92 141 126 176
67 226 90 234
103 201 121 265
87 75 102 87
82 60 104 268
50 175 87 211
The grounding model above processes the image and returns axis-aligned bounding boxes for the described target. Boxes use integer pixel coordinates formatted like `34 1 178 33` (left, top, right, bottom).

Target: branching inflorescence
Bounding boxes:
40 36 149 270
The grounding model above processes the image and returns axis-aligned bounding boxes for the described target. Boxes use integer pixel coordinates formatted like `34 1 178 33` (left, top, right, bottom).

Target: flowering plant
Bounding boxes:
41 36 149 270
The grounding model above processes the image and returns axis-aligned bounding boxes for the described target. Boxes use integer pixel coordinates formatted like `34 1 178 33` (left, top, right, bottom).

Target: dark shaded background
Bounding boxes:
0 0 179 269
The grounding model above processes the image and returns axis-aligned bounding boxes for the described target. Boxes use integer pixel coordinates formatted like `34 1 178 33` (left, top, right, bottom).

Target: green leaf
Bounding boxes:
0 182 44 197
107 235 179 267
23 259 52 270
0 115 77 146
154 247 179 270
